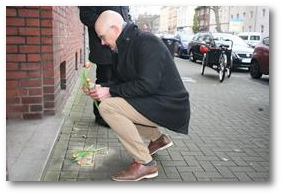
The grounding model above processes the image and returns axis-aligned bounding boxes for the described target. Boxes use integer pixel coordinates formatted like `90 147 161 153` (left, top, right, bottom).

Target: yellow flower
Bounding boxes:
85 61 91 69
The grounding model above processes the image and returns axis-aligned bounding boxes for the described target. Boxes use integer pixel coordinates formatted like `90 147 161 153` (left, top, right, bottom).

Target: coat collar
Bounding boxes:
116 23 139 47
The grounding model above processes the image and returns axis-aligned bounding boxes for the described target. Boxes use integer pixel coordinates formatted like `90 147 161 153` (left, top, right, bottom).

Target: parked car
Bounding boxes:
238 32 261 48
250 36 269 79
174 33 194 58
187 32 254 69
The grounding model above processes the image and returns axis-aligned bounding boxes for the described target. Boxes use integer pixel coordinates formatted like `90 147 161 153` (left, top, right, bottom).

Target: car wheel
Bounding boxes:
250 60 262 79
201 54 206 75
189 50 196 62
178 49 183 58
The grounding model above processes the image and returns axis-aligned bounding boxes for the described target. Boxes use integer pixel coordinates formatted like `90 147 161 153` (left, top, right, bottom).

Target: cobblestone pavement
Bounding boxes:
42 57 269 181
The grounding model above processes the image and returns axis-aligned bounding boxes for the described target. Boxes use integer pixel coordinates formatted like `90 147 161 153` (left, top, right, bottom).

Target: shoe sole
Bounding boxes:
112 171 158 181
150 141 173 155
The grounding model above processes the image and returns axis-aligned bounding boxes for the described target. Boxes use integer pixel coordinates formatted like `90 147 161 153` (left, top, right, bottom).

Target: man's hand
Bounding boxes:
81 85 90 95
88 85 111 101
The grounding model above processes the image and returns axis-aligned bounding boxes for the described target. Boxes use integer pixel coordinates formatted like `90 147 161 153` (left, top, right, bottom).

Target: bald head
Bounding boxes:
94 10 125 50
95 10 124 30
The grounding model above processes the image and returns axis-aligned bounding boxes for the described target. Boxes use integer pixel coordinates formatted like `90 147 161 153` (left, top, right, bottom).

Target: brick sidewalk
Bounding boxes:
42 60 269 181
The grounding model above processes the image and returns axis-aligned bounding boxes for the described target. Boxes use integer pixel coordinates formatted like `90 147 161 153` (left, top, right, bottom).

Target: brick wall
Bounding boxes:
6 6 85 119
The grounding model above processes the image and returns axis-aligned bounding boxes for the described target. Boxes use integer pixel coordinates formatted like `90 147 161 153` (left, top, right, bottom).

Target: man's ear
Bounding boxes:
111 25 120 35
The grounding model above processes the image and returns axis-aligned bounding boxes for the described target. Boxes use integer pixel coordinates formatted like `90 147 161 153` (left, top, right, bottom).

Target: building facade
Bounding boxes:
229 6 269 37
6 6 86 119
176 6 196 34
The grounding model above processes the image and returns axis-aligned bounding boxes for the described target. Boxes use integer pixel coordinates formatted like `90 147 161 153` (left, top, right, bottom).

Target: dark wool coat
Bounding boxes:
109 23 190 134
79 6 130 65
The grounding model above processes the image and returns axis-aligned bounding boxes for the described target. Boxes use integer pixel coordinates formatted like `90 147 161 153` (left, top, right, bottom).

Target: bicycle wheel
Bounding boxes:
219 54 226 82
201 54 206 75
226 55 232 78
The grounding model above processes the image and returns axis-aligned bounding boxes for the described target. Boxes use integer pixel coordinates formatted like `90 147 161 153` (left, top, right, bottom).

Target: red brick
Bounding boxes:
41 45 53 53
6 27 18 35
19 45 40 53
44 101 55 108
43 69 54 78
27 71 41 78
6 80 19 87
41 28 52 36
6 62 20 71
43 86 54 94
6 112 22 119
29 88 42 96
6 8 17 17
23 113 43 119
19 27 40 36
22 97 42 104
20 63 41 70
41 19 52 27
30 105 43 112
6 45 18 53
43 94 54 102
6 71 27 79
40 10 53 18
6 36 25 44
43 78 54 85
6 54 26 62
27 54 41 62
6 97 20 104
43 63 54 69
21 79 41 87
18 9 39 18
6 88 28 96
41 37 53 44
26 18 39 27
41 53 53 61
6 18 25 26
26 37 40 44
44 109 55 115
6 105 29 112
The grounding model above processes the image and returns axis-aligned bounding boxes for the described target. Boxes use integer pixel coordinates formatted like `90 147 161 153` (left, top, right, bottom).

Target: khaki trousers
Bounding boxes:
98 97 162 164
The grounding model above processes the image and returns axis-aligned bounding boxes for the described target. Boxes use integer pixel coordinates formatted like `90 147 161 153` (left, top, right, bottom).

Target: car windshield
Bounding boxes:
239 35 248 40
213 34 250 47
263 37 269 46
180 35 193 42
250 35 260 40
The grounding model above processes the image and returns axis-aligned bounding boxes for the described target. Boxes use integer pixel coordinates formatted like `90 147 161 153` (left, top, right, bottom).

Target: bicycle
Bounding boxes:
200 39 233 82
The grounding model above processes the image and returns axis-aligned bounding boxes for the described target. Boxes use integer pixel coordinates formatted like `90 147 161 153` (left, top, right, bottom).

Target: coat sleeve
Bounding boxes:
110 37 167 97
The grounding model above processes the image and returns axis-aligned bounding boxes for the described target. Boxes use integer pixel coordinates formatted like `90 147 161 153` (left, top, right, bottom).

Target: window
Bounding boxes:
243 12 246 18
75 52 78 70
60 61 66 90
250 11 253 18
261 25 264 33
79 49 82 64
262 9 266 17
236 13 239 20
231 14 234 19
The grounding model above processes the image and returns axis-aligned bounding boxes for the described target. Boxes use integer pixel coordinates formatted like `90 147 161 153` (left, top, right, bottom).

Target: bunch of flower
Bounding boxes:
80 61 98 108
71 145 108 166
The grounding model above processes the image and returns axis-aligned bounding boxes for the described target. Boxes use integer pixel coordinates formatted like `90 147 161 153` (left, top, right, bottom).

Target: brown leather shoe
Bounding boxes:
112 161 158 181
148 134 173 155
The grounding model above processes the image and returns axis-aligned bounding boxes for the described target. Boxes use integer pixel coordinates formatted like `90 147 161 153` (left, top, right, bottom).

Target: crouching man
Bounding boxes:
85 10 190 181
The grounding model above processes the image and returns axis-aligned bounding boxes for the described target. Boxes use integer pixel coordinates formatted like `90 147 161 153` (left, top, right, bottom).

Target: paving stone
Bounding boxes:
40 58 269 182
43 171 60 181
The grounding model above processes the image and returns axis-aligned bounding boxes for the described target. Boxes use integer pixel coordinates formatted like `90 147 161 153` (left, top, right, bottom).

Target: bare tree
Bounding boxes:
208 6 222 32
